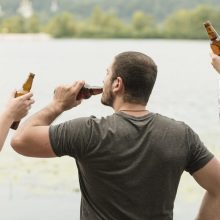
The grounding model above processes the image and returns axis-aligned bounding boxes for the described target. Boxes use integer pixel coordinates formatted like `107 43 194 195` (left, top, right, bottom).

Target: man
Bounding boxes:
0 91 34 151
11 51 220 220
211 52 220 73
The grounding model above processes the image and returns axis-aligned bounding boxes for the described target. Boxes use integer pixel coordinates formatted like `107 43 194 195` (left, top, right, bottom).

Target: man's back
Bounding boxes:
49 112 213 220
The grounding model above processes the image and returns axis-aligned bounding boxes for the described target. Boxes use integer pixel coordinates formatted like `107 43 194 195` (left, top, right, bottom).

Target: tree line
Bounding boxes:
0 5 220 39
1 0 219 22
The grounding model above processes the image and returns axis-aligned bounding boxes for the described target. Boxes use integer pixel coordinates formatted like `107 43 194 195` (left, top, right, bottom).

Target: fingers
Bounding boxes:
6 92 34 121
26 96 35 111
52 80 85 111
21 92 33 100
17 92 34 109
210 52 220 64
16 93 34 109
70 80 84 93
21 95 35 112
29 98 35 105
210 52 220 74
71 80 85 98
210 51 216 62
24 98 35 109
54 81 85 97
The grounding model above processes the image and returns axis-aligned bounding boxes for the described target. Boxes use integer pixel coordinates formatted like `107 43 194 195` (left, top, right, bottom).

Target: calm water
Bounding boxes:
0 38 220 219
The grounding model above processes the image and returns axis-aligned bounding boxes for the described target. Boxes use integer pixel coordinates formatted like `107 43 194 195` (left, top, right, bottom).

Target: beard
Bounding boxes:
101 88 115 107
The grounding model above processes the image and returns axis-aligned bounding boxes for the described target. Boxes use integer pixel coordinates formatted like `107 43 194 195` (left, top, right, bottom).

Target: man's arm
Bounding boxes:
193 157 220 220
0 91 34 151
11 81 84 157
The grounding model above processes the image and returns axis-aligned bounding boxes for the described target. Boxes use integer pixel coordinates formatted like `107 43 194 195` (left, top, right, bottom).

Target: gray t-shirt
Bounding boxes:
49 112 213 220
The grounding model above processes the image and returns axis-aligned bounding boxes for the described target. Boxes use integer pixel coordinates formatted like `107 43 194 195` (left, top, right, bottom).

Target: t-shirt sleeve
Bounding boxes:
185 125 214 174
49 117 93 159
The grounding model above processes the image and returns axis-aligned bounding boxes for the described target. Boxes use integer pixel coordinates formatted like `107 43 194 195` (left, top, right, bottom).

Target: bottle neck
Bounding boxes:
23 76 34 91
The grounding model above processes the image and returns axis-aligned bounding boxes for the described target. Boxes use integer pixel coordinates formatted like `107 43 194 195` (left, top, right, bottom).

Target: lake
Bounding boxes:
0 37 220 219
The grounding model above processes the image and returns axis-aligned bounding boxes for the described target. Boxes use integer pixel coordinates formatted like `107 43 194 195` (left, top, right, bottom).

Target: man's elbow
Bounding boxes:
11 135 28 156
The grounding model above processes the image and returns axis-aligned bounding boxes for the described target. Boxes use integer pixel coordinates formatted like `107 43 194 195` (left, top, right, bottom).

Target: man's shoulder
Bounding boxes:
153 113 189 130
64 114 117 128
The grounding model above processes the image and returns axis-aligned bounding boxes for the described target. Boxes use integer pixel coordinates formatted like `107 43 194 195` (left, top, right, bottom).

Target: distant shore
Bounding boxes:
0 33 51 40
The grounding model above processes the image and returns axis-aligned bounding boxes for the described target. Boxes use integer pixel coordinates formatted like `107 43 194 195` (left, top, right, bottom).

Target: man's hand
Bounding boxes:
53 80 84 112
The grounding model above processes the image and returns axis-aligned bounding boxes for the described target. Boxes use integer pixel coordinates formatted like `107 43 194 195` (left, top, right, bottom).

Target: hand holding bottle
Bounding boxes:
11 73 35 129
204 21 220 73
5 91 34 122
0 91 34 151
53 81 85 112
53 81 103 112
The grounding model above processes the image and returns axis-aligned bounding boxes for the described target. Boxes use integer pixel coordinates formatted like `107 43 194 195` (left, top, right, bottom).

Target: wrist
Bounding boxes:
1 110 15 122
49 101 65 115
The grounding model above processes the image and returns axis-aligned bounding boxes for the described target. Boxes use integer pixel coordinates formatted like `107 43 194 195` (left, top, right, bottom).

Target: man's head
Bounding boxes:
101 51 157 107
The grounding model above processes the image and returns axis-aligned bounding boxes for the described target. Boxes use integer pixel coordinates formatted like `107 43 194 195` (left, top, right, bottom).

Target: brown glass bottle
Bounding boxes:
10 73 35 130
76 84 103 100
204 21 220 56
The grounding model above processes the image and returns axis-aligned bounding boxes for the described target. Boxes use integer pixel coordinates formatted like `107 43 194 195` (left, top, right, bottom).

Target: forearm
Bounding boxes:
18 101 62 129
0 112 13 151
13 101 63 145
23 82 83 127
196 191 220 220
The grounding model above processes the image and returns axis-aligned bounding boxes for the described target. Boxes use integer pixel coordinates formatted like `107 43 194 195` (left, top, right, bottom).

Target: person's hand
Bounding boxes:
210 52 220 74
53 80 84 111
4 91 34 121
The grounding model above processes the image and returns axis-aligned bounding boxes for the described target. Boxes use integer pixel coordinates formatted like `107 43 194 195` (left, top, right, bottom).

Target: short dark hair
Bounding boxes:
111 51 157 105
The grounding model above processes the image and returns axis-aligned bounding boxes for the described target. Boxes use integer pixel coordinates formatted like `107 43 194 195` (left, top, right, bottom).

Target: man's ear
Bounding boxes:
112 77 124 93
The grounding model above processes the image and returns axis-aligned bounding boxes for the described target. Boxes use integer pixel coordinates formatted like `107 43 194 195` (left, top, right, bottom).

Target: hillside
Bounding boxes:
0 0 219 21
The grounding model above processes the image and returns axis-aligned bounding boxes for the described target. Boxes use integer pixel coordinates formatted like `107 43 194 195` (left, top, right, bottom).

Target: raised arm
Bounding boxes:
0 91 34 151
193 157 220 220
11 81 84 158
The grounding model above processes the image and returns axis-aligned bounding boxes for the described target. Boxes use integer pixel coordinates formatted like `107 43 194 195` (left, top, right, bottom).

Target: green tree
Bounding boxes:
162 5 220 39
80 6 128 38
190 5 220 37
45 12 78 38
26 15 41 33
132 11 154 31
1 16 26 33
90 6 103 27
131 11 156 37
162 9 192 38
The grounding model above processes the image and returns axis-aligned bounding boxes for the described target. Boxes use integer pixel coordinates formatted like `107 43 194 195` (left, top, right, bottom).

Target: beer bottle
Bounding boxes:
204 20 220 56
77 84 103 100
11 73 35 130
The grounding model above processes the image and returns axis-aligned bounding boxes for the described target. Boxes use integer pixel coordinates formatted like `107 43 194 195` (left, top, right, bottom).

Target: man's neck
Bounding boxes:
114 103 149 117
